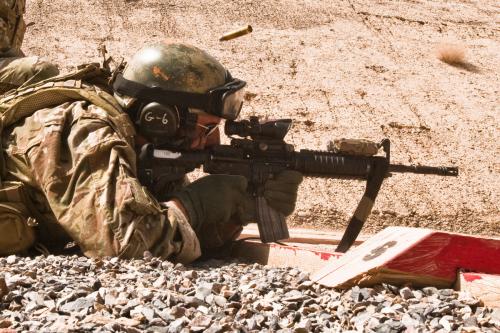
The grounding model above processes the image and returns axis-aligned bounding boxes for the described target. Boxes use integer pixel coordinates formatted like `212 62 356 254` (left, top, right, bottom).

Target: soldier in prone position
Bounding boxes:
0 41 302 262
0 0 59 94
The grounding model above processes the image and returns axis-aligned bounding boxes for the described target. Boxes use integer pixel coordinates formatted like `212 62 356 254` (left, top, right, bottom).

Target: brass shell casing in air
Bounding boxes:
219 25 253 41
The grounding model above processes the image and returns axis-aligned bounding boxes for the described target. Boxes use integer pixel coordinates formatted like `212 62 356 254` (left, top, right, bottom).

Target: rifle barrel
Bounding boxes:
389 164 458 176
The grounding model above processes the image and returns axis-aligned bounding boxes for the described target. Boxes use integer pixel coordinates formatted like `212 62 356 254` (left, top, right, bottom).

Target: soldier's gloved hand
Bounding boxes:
235 170 303 223
171 175 249 232
263 170 303 216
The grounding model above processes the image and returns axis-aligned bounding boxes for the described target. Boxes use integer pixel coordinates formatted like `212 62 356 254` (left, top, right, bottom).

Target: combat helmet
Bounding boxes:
0 0 26 54
113 41 246 144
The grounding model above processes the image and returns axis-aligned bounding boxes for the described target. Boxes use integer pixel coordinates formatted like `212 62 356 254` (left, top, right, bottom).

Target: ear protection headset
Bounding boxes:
135 102 180 140
134 101 198 146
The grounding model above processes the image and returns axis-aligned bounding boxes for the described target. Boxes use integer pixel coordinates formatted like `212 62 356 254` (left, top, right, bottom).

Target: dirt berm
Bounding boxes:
23 0 499 236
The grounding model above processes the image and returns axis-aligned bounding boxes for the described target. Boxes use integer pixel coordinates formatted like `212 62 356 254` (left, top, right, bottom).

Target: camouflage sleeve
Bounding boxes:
0 56 59 94
4 101 200 262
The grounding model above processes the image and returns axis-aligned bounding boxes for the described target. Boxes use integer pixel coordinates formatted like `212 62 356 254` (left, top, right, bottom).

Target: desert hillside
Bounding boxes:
23 0 499 236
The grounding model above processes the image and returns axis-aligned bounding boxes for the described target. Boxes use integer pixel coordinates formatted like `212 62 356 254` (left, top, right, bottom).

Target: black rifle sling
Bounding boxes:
335 160 388 253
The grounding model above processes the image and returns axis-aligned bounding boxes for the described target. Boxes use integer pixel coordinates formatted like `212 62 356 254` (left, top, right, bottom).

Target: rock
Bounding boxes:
422 287 438 296
0 320 12 329
130 306 146 322
120 299 141 316
59 297 94 314
351 310 371 331
360 288 375 300
115 317 141 327
24 291 45 306
91 278 102 291
438 289 455 298
283 290 307 302
190 315 212 331
197 305 209 315
490 308 500 324
6 256 16 265
142 306 156 322
350 286 362 302
438 316 452 331
0 277 9 298
429 317 441 330
213 295 226 307
204 323 224 333
401 313 419 329
168 318 187 333
183 270 197 279
170 306 186 318
104 293 117 306
461 327 481 333
297 281 314 291
153 275 167 288
195 282 213 300
433 305 452 315
412 290 423 300
381 306 396 315
184 296 206 308
148 326 169 333
399 287 414 300
139 289 154 302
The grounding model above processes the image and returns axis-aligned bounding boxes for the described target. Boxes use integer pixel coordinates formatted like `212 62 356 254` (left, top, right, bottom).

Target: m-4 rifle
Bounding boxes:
138 116 458 252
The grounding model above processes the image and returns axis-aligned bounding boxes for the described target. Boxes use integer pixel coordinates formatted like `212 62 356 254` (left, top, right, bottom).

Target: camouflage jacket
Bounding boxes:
0 66 201 262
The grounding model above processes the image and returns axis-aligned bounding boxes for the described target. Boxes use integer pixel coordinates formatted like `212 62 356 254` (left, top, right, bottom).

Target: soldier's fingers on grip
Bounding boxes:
265 199 295 216
274 170 304 184
232 176 249 192
263 190 297 205
199 175 248 194
264 180 301 193
218 175 248 193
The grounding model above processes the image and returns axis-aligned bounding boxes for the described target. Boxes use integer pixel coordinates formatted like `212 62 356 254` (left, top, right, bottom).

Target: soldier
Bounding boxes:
0 41 302 263
0 0 59 94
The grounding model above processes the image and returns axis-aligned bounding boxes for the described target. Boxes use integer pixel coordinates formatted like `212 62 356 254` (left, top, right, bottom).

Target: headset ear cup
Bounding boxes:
136 102 180 143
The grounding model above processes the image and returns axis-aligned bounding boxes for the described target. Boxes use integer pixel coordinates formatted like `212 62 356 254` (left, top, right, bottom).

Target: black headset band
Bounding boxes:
113 73 210 110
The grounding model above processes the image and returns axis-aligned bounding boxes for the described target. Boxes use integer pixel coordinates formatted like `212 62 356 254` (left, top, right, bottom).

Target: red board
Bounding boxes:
311 227 500 289
232 240 343 273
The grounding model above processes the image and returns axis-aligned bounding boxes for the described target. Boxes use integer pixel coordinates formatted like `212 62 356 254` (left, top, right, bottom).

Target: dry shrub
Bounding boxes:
435 43 480 73
436 43 466 65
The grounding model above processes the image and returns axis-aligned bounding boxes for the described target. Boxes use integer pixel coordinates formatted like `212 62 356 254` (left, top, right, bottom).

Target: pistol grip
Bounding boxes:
255 196 289 243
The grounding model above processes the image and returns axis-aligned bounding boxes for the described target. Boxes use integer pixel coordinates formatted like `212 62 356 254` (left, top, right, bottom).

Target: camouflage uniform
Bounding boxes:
0 66 201 262
0 0 59 94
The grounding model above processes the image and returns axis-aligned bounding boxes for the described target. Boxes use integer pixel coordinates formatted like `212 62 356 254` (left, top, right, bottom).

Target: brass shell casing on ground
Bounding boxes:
219 25 253 41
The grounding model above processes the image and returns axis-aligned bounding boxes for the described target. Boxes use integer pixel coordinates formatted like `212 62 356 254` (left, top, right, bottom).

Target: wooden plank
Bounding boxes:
239 225 369 246
231 240 343 273
456 272 500 308
311 227 500 289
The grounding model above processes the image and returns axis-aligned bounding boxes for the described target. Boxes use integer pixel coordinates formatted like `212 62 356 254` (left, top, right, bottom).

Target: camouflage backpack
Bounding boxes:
0 64 135 254
0 0 26 54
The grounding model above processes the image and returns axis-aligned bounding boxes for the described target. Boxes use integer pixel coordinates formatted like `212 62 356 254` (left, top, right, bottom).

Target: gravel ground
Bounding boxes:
1 254 499 333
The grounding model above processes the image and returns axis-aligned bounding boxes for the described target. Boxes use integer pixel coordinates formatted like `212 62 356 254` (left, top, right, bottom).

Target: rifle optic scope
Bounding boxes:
225 116 291 140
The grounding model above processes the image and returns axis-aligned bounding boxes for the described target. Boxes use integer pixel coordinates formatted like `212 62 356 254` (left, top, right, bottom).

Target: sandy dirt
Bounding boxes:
22 0 499 236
